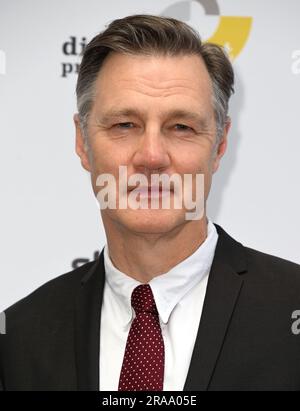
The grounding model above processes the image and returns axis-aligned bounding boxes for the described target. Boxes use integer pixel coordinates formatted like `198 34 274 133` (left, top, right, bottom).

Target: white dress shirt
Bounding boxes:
99 218 218 391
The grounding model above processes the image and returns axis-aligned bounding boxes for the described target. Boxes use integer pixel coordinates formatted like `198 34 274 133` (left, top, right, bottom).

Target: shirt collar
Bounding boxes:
104 218 218 328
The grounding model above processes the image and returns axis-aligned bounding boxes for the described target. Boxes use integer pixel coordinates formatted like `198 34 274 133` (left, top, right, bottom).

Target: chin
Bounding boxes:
112 208 187 234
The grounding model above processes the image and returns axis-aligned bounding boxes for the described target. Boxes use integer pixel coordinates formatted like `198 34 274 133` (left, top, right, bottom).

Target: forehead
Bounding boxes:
93 52 213 110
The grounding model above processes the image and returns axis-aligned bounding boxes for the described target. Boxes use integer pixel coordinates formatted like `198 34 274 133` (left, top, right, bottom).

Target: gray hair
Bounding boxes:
76 14 234 148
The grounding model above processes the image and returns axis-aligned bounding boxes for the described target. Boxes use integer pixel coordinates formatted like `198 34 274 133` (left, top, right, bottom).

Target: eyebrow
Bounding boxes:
97 108 210 129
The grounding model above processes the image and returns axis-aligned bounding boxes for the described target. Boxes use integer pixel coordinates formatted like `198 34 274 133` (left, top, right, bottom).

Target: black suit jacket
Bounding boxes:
1 223 300 391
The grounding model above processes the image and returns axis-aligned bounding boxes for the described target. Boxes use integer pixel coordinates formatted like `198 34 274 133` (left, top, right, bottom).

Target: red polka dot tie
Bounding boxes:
118 284 165 391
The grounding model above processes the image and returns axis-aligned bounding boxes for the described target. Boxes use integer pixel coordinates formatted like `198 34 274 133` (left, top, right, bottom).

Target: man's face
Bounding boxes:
75 52 229 234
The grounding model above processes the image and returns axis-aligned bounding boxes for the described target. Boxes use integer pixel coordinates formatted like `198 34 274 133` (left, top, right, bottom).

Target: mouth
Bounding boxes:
128 185 174 197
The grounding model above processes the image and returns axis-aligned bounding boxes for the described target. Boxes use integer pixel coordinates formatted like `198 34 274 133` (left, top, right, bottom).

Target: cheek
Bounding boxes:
89 138 129 173
174 148 212 175
88 140 134 198
175 149 214 198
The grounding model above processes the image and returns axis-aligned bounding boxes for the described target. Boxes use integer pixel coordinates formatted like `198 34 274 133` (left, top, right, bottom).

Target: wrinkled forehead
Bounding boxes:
92 52 214 114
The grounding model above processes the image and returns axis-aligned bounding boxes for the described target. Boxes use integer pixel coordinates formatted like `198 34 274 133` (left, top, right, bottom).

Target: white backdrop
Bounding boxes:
0 0 300 312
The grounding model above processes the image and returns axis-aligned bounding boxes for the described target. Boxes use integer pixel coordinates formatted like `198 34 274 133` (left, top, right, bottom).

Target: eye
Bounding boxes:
114 122 134 129
174 124 193 132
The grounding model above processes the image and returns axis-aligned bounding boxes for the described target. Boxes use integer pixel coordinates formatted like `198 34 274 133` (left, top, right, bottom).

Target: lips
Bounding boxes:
128 185 173 197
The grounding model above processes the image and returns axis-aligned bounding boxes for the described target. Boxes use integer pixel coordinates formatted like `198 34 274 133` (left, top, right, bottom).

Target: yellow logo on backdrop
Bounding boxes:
161 0 252 60
208 16 252 60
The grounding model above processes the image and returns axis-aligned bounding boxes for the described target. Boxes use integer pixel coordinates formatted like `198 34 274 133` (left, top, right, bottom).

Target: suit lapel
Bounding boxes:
183 224 247 391
74 249 105 391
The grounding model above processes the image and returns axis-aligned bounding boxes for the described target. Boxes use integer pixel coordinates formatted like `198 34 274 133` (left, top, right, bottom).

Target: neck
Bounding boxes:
102 214 209 283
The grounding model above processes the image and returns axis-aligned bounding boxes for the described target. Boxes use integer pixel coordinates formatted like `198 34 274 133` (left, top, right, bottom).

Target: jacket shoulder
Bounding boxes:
0 259 97 328
0 259 99 390
242 245 300 299
245 245 300 275
214 223 300 288
215 222 300 277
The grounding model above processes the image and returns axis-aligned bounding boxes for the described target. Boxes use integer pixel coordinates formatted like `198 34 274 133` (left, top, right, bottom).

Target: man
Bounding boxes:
0 14 300 391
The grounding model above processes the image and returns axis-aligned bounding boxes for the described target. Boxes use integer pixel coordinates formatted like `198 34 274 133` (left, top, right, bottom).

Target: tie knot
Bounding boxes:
131 284 158 315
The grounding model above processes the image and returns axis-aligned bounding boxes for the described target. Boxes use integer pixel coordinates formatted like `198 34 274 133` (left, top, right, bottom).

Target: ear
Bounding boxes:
212 117 231 174
74 113 91 172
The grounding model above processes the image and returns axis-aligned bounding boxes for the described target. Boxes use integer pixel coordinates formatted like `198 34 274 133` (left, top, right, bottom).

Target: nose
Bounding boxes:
131 126 171 173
